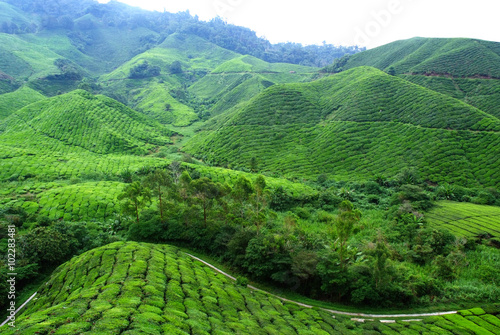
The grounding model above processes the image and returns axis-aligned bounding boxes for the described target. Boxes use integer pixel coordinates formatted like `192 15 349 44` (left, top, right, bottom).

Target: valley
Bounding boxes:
0 0 499 333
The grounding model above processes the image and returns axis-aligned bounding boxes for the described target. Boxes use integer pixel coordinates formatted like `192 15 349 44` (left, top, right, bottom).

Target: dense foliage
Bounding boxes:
4 241 500 334
1 0 362 68
106 167 500 308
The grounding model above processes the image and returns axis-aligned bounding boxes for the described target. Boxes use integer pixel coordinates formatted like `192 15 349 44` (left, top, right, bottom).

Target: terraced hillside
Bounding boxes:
185 67 500 187
100 33 316 123
324 37 500 78
5 241 500 335
426 201 500 240
399 75 500 119
0 89 173 155
189 55 315 116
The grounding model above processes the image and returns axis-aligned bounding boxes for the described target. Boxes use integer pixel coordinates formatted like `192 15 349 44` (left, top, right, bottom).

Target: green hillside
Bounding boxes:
324 37 500 78
399 75 500 119
0 86 45 119
189 56 315 116
0 1 34 27
100 33 238 82
99 33 317 122
185 67 500 187
427 201 500 239
1 0 500 331
130 82 198 127
4 241 499 335
0 89 173 155
5 241 345 335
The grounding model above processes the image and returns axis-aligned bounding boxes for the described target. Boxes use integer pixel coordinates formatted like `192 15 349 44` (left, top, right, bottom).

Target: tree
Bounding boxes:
169 60 182 74
251 175 270 229
20 227 70 266
129 61 161 78
335 200 361 268
144 170 172 222
190 177 225 226
232 176 254 219
169 161 182 184
118 181 151 223
250 156 258 172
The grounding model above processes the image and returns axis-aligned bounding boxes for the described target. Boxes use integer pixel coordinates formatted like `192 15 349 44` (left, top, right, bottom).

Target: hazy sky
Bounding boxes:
97 0 499 48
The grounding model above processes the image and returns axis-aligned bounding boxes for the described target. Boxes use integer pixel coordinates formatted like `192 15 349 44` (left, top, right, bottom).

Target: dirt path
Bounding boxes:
185 253 457 319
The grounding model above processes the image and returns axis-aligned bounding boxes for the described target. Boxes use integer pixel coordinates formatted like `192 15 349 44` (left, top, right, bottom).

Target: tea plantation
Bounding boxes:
426 201 500 239
0 1 500 332
323 37 500 78
185 67 500 187
4 241 500 335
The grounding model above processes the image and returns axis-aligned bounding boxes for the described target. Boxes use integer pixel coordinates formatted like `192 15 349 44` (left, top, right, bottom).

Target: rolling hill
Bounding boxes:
323 37 500 78
184 67 500 187
99 33 317 124
322 37 500 119
0 86 45 119
0 89 173 155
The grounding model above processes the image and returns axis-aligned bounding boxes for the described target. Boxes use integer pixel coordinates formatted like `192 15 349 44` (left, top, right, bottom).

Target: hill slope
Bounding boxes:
5 241 500 334
0 86 45 119
324 37 500 78
398 75 500 119
185 67 500 187
0 89 173 155
4 242 350 334
99 33 316 123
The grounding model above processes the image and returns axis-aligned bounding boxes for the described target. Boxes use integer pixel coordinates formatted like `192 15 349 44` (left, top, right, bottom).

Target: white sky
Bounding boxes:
97 0 500 49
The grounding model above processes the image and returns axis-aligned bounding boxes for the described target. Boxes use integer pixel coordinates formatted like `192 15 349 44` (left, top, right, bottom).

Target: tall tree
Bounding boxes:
335 200 361 268
118 181 151 223
190 177 224 226
232 176 254 219
251 175 270 229
144 170 172 222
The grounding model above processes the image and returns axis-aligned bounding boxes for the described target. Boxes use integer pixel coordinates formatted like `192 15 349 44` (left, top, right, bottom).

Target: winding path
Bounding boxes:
1 252 458 328
185 253 457 319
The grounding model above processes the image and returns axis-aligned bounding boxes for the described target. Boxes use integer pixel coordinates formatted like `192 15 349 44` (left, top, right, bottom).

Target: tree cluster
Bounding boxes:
116 166 475 307
5 0 363 67
128 61 161 79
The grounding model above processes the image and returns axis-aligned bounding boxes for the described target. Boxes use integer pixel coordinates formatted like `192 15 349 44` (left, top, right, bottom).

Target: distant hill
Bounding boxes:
0 0 361 70
100 33 317 124
184 67 500 187
321 37 500 137
323 37 500 78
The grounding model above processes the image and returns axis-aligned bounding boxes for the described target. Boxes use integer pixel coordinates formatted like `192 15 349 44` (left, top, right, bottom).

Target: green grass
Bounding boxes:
3 241 499 334
426 201 500 238
185 67 500 187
